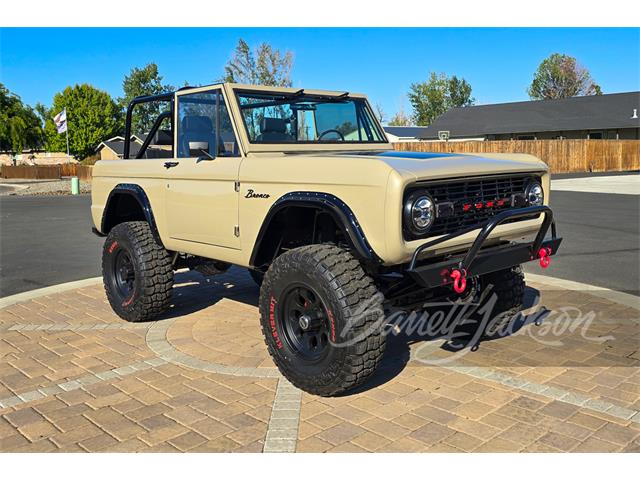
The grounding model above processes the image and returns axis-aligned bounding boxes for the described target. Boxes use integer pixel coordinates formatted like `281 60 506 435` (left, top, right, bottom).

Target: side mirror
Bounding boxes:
196 149 215 163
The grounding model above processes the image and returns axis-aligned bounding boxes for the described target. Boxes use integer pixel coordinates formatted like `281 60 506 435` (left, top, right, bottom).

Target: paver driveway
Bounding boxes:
1 268 639 452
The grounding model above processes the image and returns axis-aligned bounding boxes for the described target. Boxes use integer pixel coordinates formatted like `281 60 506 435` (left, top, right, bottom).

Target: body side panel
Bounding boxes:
237 155 393 266
91 160 168 240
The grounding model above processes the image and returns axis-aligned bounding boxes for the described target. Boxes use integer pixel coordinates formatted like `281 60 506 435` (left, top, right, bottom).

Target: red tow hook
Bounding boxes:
450 268 467 294
538 247 552 269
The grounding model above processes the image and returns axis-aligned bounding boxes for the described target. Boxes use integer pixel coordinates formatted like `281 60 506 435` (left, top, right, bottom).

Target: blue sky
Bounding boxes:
1 27 638 120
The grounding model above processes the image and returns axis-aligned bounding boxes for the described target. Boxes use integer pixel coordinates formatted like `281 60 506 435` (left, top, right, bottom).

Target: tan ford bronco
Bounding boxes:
91 83 562 396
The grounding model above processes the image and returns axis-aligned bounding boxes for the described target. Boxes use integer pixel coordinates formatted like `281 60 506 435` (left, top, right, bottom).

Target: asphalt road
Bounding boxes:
522 190 639 296
0 188 638 297
0 195 102 297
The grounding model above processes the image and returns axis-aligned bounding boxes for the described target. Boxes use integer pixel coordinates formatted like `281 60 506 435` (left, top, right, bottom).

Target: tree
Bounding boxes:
528 53 602 100
388 106 411 126
34 102 50 129
119 63 173 134
9 117 27 156
223 39 293 87
374 103 386 124
408 72 475 125
43 84 121 159
0 83 43 155
448 76 474 110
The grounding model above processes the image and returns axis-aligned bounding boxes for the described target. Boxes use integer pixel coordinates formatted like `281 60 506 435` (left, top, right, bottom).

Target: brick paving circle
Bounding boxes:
1 268 639 452
147 317 279 378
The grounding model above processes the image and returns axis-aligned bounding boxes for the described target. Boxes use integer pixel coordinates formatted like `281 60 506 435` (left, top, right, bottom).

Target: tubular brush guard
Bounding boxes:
406 205 562 290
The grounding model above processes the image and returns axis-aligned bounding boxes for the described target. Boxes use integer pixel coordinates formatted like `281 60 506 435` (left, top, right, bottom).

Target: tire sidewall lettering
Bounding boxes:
268 295 283 349
327 309 336 343
265 267 346 377
104 229 141 314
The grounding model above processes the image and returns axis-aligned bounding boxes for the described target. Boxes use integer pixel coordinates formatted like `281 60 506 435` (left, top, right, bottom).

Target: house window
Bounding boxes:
517 135 536 140
588 132 603 139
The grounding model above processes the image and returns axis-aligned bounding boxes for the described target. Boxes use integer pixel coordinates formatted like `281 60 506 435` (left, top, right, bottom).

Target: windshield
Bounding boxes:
236 91 387 144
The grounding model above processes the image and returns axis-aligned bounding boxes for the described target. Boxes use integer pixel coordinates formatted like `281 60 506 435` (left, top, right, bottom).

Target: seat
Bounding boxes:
179 115 216 157
256 117 293 142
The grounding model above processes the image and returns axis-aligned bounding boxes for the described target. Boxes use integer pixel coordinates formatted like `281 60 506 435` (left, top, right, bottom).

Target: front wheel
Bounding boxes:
102 221 173 322
480 266 525 337
259 245 386 396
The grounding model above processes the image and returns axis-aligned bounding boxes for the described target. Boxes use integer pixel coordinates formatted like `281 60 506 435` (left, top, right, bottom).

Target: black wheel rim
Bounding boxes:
113 249 135 299
280 284 331 362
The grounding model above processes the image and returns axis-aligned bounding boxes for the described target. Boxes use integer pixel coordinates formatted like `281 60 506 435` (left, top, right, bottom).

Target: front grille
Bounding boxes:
404 173 541 240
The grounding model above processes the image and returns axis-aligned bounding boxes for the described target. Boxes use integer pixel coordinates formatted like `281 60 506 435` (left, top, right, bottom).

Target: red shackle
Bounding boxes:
450 269 467 294
538 247 552 269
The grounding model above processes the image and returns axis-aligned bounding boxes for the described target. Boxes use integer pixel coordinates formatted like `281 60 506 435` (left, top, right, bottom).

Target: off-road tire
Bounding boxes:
259 245 386 396
102 221 173 322
248 269 264 287
480 265 525 337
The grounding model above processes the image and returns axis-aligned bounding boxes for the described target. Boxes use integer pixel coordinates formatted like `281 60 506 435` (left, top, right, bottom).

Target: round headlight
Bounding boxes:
404 193 435 235
525 181 544 206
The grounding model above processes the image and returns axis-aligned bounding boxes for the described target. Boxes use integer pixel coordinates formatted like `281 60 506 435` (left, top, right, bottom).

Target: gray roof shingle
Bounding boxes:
423 91 640 139
383 126 430 138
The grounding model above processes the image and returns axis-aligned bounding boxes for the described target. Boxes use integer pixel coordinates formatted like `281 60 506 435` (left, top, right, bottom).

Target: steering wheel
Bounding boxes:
318 129 345 141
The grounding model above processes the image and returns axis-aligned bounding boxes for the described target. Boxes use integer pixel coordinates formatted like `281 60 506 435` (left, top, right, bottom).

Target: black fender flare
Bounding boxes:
101 183 164 247
249 191 381 267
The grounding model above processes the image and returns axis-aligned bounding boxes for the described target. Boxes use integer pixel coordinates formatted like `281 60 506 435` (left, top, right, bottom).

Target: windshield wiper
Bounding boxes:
312 91 350 102
239 90 352 110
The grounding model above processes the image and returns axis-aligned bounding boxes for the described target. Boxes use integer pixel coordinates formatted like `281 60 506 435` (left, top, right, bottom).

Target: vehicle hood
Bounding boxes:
334 150 548 181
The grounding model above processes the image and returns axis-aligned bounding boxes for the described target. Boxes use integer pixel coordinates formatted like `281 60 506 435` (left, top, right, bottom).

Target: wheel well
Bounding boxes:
102 193 146 233
251 206 347 269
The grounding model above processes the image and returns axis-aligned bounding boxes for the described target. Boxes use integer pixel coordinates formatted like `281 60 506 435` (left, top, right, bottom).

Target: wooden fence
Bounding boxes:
1 140 639 178
1 164 93 181
393 140 640 174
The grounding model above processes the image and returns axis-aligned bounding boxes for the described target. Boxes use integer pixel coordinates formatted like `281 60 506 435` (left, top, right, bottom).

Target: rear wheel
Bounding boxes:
259 245 386 396
102 221 173 322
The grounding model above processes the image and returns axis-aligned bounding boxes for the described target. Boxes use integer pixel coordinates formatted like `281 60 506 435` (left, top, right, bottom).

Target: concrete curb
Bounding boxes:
526 273 640 311
0 277 102 309
0 183 29 193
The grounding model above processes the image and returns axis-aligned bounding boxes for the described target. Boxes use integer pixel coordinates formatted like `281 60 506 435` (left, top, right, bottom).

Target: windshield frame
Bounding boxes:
232 87 389 148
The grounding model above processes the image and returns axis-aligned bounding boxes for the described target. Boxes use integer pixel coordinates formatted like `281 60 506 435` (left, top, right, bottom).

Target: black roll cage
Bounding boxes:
123 92 174 160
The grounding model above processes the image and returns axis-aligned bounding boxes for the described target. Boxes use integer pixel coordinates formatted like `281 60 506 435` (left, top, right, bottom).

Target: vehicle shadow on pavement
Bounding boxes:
152 269 259 321
343 287 547 395
144 270 565 395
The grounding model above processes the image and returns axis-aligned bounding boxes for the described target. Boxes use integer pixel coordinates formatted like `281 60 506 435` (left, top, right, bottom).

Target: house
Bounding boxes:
422 91 640 141
95 136 139 160
95 132 171 160
0 149 74 166
383 126 429 142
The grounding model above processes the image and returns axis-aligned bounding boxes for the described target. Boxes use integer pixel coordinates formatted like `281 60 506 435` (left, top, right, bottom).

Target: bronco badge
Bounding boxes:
245 189 270 199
